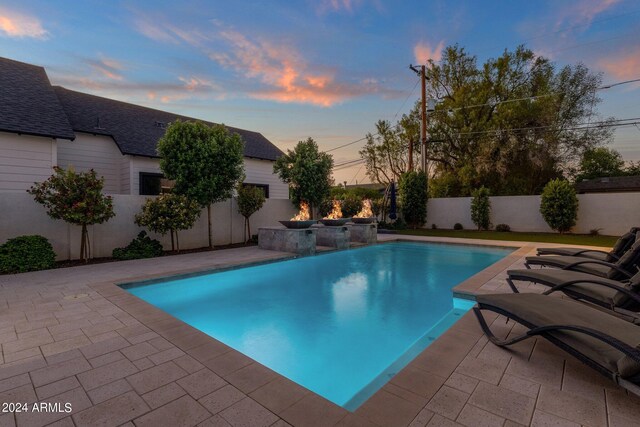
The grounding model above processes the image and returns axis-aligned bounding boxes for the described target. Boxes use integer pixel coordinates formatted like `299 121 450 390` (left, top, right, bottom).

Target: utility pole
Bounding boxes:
409 64 428 172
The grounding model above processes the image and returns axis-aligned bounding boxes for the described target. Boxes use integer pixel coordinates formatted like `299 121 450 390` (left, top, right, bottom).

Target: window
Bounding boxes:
139 172 173 195
243 183 269 198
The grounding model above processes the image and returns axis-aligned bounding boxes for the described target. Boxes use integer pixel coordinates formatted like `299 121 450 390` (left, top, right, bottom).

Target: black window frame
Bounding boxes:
139 172 164 196
243 183 269 198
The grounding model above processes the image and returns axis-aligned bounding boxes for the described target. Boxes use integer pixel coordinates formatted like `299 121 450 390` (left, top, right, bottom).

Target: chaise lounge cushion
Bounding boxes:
476 293 640 378
524 255 612 276
507 269 636 309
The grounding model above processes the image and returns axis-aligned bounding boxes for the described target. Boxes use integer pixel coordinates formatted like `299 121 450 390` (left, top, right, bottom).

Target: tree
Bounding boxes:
135 194 201 252
158 120 244 248
540 179 578 234
471 186 491 230
575 147 625 181
273 138 333 217
361 44 613 196
399 171 428 228
28 167 115 262
236 184 266 242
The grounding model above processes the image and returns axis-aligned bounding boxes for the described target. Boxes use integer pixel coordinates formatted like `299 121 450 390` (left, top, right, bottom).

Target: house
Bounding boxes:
0 56 288 198
576 175 640 194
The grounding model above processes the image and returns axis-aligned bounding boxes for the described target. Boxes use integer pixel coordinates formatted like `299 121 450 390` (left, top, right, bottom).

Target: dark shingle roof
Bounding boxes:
0 57 75 140
53 86 283 161
576 175 640 193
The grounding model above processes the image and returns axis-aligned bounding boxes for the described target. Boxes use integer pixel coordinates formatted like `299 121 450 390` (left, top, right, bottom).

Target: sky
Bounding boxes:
1 0 639 185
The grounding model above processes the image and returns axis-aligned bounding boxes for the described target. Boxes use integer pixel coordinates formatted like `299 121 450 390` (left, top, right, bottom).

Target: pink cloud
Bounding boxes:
555 0 620 29
413 40 445 64
210 25 386 107
599 48 640 80
84 57 125 81
0 7 47 39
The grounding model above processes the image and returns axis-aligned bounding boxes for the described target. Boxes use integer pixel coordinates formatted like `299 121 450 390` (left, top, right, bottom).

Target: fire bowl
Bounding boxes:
279 220 317 229
319 218 351 226
351 217 376 224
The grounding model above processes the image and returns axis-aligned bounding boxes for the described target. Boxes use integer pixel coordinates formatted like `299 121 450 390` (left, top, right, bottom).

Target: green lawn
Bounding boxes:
396 228 618 247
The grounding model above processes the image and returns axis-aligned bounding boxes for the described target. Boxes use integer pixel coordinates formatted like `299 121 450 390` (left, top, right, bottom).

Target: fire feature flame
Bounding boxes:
291 202 310 221
355 199 373 218
323 200 343 219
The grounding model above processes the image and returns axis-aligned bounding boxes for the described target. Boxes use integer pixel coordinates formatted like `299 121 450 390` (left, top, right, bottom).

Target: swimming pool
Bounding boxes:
123 241 512 409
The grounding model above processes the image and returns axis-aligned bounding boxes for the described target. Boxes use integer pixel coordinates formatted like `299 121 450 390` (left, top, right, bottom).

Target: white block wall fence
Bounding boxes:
1 191 638 260
426 193 640 236
0 192 297 260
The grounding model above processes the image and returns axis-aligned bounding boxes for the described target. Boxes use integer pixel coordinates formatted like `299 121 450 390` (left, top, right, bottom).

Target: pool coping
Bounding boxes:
85 236 535 424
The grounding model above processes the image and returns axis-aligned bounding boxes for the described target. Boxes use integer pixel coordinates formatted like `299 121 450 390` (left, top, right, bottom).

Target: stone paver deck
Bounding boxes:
1 238 639 426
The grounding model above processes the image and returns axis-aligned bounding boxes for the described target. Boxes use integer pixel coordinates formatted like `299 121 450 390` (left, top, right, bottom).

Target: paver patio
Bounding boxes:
1 238 640 426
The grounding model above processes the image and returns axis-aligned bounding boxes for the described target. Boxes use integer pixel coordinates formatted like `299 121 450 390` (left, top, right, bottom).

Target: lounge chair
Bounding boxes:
524 239 640 281
536 227 639 261
506 268 640 323
474 293 640 396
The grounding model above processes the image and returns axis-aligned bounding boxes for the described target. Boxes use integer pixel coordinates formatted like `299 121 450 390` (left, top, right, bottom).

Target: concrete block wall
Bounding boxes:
426 192 640 235
0 192 296 260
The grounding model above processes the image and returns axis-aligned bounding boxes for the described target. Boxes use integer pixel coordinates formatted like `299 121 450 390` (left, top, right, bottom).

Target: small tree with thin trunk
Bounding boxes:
28 167 115 262
134 194 201 252
236 184 266 242
158 120 244 248
273 137 333 218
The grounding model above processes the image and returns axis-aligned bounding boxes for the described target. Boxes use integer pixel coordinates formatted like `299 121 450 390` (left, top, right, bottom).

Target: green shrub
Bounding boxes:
341 196 362 217
0 235 56 274
453 223 464 230
471 186 491 230
495 223 511 232
112 231 163 260
540 179 579 233
399 171 428 228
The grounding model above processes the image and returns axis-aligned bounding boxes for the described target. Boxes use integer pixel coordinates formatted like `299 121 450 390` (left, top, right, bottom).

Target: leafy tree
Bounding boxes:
471 186 491 230
399 171 428 228
158 120 244 248
575 147 625 181
236 184 266 242
28 167 115 262
135 194 201 252
540 179 578 234
273 138 333 217
361 44 613 196
424 44 612 196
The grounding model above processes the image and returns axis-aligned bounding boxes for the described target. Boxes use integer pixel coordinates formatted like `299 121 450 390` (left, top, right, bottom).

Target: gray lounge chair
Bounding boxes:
524 239 640 281
474 293 640 396
536 227 639 261
506 268 640 323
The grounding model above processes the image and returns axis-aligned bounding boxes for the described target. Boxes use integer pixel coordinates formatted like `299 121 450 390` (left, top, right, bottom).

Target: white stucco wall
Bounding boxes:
0 192 297 260
57 133 124 193
427 193 640 235
0 132 56 192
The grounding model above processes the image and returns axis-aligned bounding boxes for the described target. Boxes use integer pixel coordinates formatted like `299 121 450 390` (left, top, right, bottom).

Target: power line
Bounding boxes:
331 117 640 170
325 77 640 155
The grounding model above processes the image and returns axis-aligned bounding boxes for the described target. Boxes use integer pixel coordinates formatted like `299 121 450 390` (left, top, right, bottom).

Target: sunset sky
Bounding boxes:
1 0 639 184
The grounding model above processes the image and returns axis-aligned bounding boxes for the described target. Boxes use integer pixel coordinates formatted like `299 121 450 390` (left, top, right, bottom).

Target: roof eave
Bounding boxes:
0 127 75 141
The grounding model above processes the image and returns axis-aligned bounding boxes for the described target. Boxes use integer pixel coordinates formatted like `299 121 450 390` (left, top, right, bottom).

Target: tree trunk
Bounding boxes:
176 231 180 252
80 224 87 263
247 218 251 243
170 230 175 251
207 204 213 249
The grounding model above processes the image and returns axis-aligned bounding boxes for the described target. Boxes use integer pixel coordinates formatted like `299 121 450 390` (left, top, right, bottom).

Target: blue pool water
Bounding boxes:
123 242 512 409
